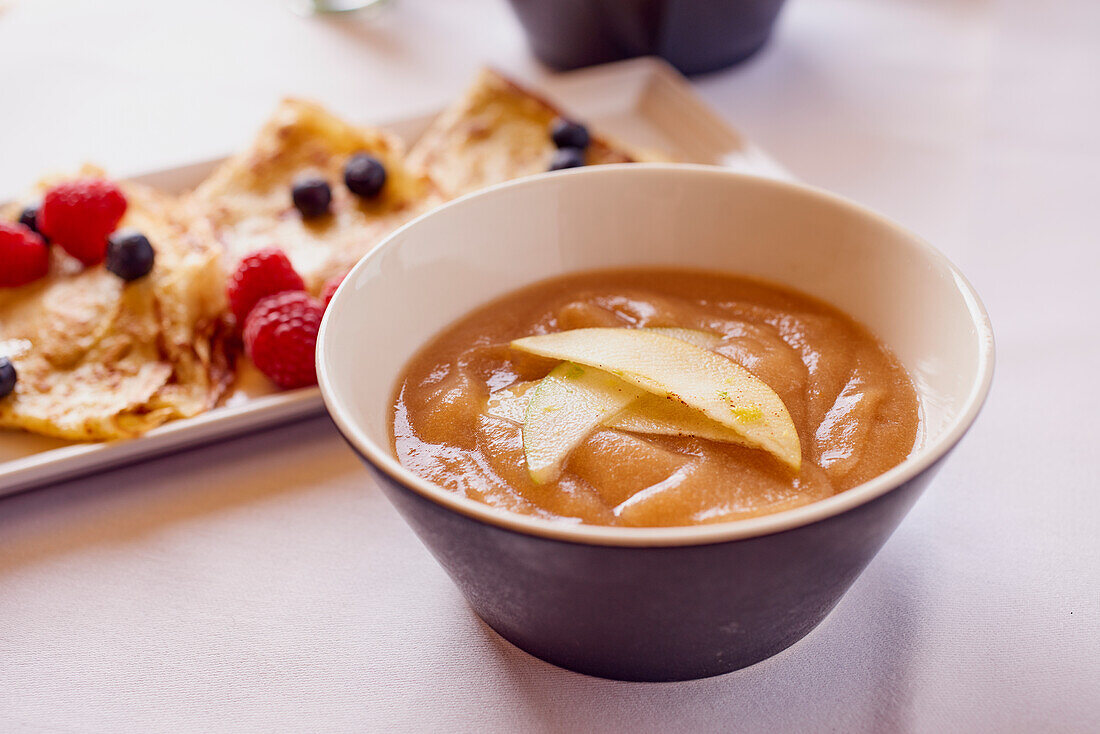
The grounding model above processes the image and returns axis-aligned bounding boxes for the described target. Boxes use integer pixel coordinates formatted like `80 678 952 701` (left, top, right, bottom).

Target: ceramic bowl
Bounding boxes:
506 0 789 74
317 165 994 681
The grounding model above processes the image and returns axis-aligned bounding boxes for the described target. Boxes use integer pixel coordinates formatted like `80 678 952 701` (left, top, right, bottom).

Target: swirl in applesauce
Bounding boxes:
391 269 919 527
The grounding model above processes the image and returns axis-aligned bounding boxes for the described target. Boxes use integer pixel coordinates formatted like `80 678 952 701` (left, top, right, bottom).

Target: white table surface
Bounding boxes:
1 0 1097 731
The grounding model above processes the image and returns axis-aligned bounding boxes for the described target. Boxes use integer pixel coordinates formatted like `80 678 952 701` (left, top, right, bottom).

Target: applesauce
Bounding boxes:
390 269 919 527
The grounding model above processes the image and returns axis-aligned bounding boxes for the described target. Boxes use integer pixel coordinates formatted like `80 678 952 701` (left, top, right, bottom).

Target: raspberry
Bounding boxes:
0 222 50 287
243 291 323 389
320 271 347 309
38 178 127 266
227 247 306 324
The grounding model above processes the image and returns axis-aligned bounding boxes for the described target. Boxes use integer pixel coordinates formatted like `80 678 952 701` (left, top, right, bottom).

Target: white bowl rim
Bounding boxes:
317 163 996 548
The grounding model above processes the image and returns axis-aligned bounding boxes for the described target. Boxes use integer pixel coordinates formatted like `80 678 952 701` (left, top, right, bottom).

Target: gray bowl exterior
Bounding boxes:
507 0 789 75
353 445 945 682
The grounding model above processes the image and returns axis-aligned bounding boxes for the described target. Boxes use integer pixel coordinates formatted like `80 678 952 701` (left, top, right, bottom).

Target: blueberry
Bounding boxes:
291 176 332 218
106 229 155 281
548 147 586 171
550 118 590 150
344 154 387 199
0 357 15 399
18 203 47 242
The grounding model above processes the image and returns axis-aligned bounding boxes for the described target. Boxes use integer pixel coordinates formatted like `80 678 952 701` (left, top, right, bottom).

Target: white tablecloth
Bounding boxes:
1 0 1097 731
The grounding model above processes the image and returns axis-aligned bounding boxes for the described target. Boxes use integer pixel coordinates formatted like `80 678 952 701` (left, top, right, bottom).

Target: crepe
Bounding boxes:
407 68 667 199
0 168 231 441
0 75 671 442
190 98 438 294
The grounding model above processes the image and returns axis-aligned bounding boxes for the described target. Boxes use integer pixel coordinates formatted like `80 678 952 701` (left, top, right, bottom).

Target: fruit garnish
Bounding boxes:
0 222 49 287
548 147 585 172
344 153 387 199
642 327 721 350
511 328 801 471
105 229 155 281
18 203 47 241
485 330 719 419
521 362 643 483
550 118 590 150
38 178 127 265
227 247 306 324
488 380 749 445
485 329 739 468
606 394 749 444
243 291 323 389
291 176 332 219
0 357 16 399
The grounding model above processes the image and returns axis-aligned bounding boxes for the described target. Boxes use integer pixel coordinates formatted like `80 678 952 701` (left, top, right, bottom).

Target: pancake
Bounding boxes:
190 98 438 294
407 68 667 199
0 168 231 441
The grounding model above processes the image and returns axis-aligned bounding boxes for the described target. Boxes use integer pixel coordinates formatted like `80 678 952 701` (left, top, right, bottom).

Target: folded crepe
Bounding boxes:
0 167 232 440
407 68 667 199
190 98 439 294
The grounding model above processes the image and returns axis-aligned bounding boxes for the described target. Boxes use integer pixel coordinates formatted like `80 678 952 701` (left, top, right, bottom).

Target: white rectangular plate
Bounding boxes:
0 56 789 497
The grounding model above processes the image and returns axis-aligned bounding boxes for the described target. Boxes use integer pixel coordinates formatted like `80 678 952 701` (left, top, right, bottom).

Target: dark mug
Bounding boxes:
506 0 789 75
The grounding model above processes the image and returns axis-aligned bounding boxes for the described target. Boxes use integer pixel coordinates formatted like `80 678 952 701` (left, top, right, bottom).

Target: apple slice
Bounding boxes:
522 362 643 483
511 328 801 471
488 376 748 445
608 394 749 445
643 327 721 350
486 329 719 425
